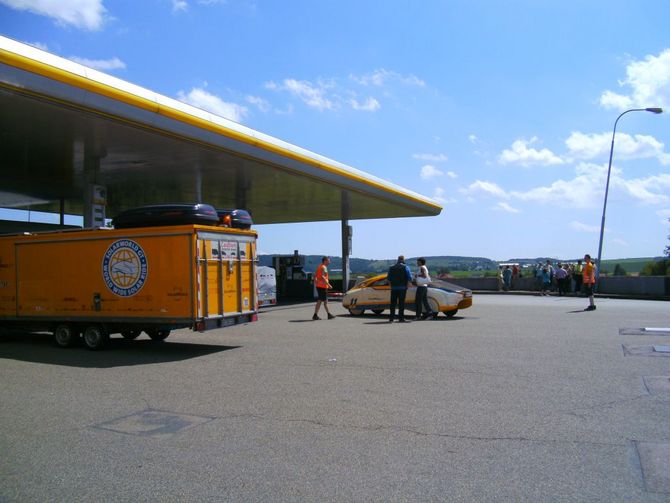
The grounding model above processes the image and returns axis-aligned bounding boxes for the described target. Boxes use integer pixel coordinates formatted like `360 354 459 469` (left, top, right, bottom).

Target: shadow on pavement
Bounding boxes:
0 332 240 368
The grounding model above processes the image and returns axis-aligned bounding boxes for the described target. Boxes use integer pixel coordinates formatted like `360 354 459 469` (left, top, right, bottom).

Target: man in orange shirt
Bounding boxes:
582 254 596 311
313 256 336 320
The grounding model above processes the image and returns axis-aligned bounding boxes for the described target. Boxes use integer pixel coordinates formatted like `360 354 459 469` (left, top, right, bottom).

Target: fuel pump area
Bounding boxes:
0 36 441 325
272 251 312 300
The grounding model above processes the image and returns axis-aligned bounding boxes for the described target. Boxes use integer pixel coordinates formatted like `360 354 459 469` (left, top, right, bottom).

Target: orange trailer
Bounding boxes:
0 223 258 349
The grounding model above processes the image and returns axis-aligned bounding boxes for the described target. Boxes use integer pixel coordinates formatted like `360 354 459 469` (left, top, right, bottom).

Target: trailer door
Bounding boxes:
196 231 257 329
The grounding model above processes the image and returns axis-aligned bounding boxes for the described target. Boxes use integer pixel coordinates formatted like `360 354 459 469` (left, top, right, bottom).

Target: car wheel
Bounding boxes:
83 325 109 351
121 329 141 340
146 329 170 341
371 309 384 315
445 309 458 318
54 324 79 348
348 308 365 316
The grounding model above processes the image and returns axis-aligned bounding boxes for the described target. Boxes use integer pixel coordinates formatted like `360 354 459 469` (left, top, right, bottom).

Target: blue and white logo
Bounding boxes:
102 239 148 297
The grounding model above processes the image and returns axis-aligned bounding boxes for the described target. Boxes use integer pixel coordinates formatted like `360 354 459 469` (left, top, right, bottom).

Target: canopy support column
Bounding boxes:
83 141 106 228
341 191 352 293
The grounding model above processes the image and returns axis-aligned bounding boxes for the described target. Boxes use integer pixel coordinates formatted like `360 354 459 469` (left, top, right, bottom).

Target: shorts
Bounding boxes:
582 284 594 296
316 287 328 301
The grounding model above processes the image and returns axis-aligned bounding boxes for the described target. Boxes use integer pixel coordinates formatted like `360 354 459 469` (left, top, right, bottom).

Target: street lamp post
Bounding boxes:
596 107 663 281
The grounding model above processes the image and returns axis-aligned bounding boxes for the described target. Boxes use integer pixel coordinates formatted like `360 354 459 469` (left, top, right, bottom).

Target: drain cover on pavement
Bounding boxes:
634 441 670 493
93 409 216 438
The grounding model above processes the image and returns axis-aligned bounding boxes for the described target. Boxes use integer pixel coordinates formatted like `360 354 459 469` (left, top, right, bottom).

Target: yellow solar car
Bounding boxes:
342 274 473 318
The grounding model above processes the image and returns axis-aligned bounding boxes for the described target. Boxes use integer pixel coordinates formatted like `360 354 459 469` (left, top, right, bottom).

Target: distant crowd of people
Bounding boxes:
499 255 597 310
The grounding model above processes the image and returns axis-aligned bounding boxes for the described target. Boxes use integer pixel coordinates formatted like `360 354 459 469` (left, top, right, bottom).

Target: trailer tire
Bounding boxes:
371 309 384 315
54 324 79 348
83 325 109 350
121 329 141 340
147 329 170 341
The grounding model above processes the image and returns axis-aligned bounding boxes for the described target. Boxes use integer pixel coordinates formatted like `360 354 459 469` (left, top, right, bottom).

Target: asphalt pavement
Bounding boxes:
1 295 670 502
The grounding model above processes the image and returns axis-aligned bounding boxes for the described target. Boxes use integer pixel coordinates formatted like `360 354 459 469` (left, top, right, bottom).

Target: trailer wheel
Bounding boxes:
83 325 109 350
348 308 364 316
147 329 170 341
54 324 79 348
444 309 458 318
121 329 141 340
371 309 384 315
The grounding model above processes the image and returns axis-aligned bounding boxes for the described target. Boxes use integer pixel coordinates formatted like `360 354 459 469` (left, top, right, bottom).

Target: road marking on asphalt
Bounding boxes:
642 376 670 395
633 441 670 494
619 328 670 336
622 345 670 357
92 409 216 438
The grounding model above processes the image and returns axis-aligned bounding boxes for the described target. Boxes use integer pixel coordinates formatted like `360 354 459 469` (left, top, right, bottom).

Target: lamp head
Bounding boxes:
645 107 663 114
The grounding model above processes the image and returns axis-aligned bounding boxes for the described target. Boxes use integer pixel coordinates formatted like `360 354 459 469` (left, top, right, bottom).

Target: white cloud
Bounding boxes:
177 87 248 122
413 153 448 162
468 134 479 144
614 173 670 205
349 97 380 112
600 49 670 111
599 90 633 110
446 171 458 179
565 131 669 164
266 78 336 111
498 137 564 167
349 69 425 87
611 238 629 247
510 162 670 208
420 165 443 180
267 77 383 113
246 95 271 113
657 209 670 225
25 40 49 51
172 0 188 12
460 180 509 199
570 221 600 233
494 202 520 213
69 56 126 71
432 187 455 204
0 0 107 30
511 171 599 209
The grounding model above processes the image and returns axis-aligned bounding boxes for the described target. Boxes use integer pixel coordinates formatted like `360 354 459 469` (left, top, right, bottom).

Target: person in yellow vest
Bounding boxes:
313 256 336 320
582 254 596 311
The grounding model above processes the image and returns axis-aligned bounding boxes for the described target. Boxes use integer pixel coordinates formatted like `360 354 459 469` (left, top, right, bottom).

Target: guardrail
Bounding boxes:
449 276 670 298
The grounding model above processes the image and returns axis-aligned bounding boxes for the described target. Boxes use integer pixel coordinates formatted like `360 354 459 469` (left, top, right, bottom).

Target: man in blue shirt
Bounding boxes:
387 255 413 322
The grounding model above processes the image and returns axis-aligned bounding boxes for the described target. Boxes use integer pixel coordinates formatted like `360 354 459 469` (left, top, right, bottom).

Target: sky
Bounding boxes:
1 0 669 261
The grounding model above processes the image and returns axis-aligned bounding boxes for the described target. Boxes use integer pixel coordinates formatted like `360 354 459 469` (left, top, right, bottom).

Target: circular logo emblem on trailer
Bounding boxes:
102 239 148 297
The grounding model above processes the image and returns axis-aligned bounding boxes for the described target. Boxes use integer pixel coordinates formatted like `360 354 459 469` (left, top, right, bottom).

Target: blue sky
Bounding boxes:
1 0 669 261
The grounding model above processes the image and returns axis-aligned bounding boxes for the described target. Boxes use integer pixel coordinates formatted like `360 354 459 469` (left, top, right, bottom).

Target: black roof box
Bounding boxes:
217 208 253 229
113 203 219 229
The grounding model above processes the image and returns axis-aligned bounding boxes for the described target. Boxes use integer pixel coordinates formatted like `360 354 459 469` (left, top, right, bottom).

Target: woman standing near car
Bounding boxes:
414 257 436 320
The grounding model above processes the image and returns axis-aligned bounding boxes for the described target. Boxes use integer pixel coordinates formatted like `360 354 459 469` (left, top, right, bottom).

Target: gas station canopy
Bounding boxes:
0 36 441 227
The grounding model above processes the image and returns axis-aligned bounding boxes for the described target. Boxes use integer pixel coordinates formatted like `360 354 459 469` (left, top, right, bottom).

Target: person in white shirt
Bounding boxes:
414 257 436 320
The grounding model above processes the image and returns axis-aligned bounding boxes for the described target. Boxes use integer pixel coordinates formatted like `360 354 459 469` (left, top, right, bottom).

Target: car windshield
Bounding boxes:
428 278 468 292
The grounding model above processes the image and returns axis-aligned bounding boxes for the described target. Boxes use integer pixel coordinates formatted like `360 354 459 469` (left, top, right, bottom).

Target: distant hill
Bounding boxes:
259 254 665 275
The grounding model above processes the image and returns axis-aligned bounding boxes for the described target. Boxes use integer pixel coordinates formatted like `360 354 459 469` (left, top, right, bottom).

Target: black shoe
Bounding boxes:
312 314 321 320
584 305 596 311
398 319 407 323
327 313 336 320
